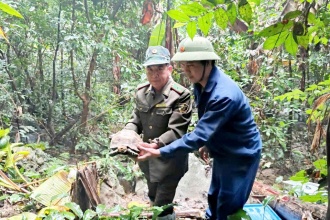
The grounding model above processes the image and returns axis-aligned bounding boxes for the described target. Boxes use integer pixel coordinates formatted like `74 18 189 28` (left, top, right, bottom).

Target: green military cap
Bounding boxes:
143 46 170 66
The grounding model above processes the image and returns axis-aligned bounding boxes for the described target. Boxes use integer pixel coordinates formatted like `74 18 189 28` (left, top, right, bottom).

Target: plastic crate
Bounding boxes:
243 204 282 220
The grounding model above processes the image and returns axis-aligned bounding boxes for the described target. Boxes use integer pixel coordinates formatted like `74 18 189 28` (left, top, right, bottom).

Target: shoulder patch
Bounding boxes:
137 82 150 90
171 82 186 95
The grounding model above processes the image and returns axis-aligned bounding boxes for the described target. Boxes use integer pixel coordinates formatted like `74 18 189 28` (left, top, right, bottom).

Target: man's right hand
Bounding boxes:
136 142 161 161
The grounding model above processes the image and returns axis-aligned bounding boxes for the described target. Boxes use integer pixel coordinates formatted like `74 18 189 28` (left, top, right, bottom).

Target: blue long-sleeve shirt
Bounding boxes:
160 66 262 159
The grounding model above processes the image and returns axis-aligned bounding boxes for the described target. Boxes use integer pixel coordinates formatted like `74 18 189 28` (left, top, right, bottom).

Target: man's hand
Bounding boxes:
199 146 210 164
136 142 161 161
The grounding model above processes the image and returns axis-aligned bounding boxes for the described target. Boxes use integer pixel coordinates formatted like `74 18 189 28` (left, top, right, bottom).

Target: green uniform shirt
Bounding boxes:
125 78 192 182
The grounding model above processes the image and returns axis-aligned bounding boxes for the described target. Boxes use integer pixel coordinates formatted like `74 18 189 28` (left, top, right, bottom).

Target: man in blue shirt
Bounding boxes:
137 36 262 220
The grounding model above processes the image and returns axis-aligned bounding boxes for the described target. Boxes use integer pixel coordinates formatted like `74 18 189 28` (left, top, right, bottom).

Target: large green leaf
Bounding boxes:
227 3 237 25
30 170 72 206
263 30 289 50
167 10 190 22
198 12 213 36
0 2 23 18
259 21 293 37
180 2 207 17
238 1 252 24
285 32 298 55
187 21 197 39
214 8 228 30
149 21 166 46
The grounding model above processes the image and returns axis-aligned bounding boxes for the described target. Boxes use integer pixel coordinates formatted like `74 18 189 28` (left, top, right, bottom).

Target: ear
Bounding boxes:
167 65 173 72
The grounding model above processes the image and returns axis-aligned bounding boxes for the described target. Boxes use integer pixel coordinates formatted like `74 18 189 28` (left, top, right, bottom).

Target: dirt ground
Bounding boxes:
0 146 325 219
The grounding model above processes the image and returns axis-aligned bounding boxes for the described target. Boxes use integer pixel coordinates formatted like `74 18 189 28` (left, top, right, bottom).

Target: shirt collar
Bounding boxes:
144 78 173 98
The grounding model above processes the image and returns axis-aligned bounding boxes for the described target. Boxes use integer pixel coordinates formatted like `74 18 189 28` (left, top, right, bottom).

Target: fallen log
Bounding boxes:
251 181 327 220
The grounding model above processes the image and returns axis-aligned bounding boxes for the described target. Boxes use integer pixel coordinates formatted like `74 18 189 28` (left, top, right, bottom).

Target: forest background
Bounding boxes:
0 0 329 219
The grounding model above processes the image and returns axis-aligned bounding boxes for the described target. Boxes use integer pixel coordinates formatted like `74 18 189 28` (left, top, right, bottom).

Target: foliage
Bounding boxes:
167 0 258 39
275 79 330 123
0 1 23 42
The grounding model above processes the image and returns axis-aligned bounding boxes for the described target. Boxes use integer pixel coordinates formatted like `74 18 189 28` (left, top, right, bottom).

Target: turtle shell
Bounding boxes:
109 130 141 157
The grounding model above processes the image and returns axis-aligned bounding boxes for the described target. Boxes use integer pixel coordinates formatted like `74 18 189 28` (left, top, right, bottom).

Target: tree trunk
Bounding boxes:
80 50 98 133
112 51 121 94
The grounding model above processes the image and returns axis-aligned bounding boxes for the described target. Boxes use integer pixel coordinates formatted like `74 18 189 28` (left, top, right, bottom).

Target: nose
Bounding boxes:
150 72 159 77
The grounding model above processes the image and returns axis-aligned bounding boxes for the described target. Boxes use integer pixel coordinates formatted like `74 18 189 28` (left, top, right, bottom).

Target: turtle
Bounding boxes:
109 129 141 157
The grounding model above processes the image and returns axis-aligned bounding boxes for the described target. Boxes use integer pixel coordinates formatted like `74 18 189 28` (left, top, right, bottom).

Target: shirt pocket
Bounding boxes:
153 107 173 127
137 103 149 122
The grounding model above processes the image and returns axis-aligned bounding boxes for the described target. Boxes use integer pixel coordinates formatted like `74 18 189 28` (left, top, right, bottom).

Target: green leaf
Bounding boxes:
83 209 97 220
180 2 207 17
262 195 275 206
0 136 10 149
248 0 261 6
312 35 320 44
0 129 10 138
204 0 225 5
313 159 327 173
0 2 23 18
307 12 319 25
300 192 327 203
227 3 237 25
259 21 293 37
320 37 328 45
228 208 251 220
198 12 213 36
95 204 106 215
263 30 289 50
297 34 309 49
214 8 228 30
149 21 166 46
173 22 186 28
283 10 302 20
187 21 197 39
285 32 298 55
238 1 252 24
167 10 190 22
61 212 75 220
65 202 83 219
201 0 217 7
238 0 248 6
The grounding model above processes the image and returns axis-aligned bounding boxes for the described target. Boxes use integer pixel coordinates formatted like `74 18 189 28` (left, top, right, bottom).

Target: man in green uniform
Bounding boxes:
124 46 192 219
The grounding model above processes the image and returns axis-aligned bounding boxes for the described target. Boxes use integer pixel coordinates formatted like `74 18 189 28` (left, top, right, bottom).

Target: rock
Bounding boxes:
174 153 211 203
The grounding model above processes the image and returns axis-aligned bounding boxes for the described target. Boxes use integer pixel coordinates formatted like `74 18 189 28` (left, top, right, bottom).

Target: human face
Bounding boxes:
146 64 172 92
179 61 206 84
